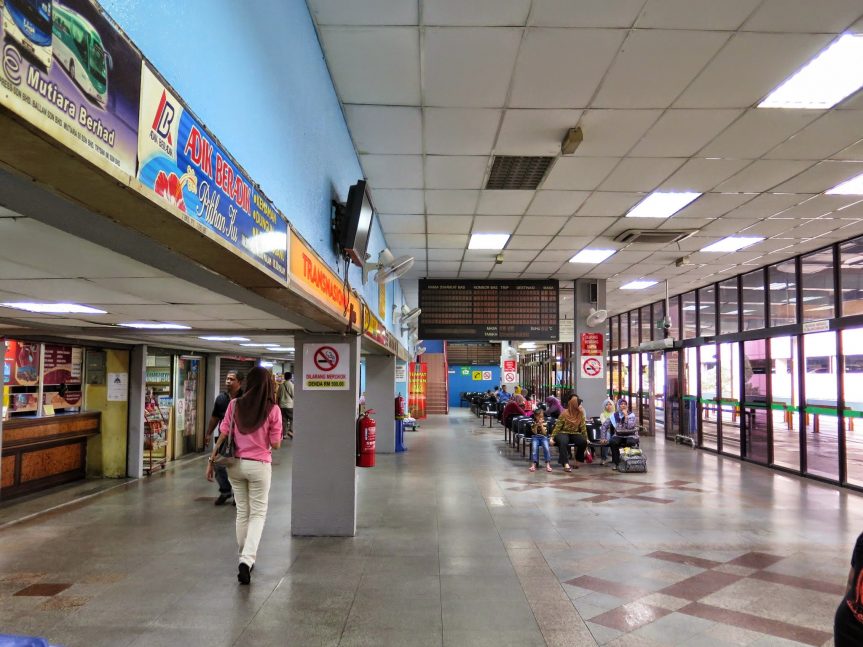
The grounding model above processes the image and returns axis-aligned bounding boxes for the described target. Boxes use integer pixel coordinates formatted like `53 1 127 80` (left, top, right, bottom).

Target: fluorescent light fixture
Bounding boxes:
759 34 863 109
118 322 191 330
266 347 293 352
569 248 616 264
827 172 863 195
240 343 273 347
625 191 701 218
621 280 658 290
199 336 250 342
468 233 510 250
1 302 107 314
259 361 275 368
700 236 764 253
519 342 536 348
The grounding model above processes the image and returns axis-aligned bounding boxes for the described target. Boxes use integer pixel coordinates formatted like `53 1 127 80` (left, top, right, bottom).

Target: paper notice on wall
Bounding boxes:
108 372 128 401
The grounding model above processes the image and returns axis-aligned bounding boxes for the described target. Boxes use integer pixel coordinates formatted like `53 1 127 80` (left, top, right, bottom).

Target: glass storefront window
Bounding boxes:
682 291 697 339
770 336 799 471
700 345 718 451
718 277 739 335
801 249 835 322
621 313 630 349
611 316 619 351
743 339 769 464
699 285 716 337
684 347 700 446
640 305 652 344
843 328 863 487
741 269 766 331
803 331 839 481
769 262 797 327
840 237 863 317
669 296 680 341
719 342 741 457
630 310 639 348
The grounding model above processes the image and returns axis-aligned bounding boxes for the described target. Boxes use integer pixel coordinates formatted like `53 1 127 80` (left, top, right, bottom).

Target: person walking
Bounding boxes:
835 531 863 646
277 372 294 439
206 367 282 585
550 395 588 472
204 370 244 505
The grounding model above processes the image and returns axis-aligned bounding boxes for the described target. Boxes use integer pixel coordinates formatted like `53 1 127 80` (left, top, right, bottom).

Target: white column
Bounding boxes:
574 279 607 417
127 345 146 478
365 352 396 453
291 333 361 536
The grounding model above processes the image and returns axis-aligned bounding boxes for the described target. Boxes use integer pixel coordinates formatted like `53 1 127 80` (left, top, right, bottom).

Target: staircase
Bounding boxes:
423 353 449 415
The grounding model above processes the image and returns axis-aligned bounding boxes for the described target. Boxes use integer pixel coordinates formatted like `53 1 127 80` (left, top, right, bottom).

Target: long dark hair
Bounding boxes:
233 367 276 433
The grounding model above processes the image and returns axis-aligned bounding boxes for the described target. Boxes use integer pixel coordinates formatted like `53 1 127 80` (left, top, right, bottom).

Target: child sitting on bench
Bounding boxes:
529 408 552 473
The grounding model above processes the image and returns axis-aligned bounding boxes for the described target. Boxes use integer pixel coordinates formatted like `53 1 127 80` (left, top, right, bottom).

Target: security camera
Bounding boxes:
661 316 672 330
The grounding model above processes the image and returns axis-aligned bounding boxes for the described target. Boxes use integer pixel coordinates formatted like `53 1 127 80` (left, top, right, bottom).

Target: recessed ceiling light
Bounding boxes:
468 233 510 250
759 34 863 109
625 192 702 218
199 336 250 342
826 172 863 195
266 347 293 352
700 236 764 253
621 280 658 290
1 302 107 314
119 322 191 330
569 249 616 264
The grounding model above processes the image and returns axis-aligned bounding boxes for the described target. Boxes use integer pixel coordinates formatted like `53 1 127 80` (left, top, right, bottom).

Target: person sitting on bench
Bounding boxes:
550 395 587 472
544 395 564 418
529 408 553 473
502 393 530 429
605 399 639 471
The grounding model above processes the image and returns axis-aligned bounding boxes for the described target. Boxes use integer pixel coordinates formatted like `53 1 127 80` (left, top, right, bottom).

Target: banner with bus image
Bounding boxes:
0 0 141 175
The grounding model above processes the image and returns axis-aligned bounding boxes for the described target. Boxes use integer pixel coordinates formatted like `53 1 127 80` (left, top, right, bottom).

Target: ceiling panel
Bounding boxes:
385 234 427 248
89 278 238 305
495 109 584 155
765 111 863 161
423 27 522 107
427 234 469 248
722 193 805 219
545 236 595 251
660 158 751 192
560 216 618 236
514 215 568 236
319 27 420 104
635 0 760 30
307 0 419 25
529 0 644 27
772 161 863 194
427 215 472 234
509 29 625 108
370 189 424 213
424 108 501 155
476 190 534 216
5 279 159 305
344 105 422 154
426 248 464 261
526 191 588 216
506 235 553 250
592 30 730 109
572 110 662 157
599 158 685 192
360 154 423 188
742 0 863 32
424 190 479 214
576 192 642 217
699 109 822 159
630 110 742 157
379 214 426 233
422 0 531 26
543 157 619 190
472 215 522 233
425 156 489 189
714 160 813 193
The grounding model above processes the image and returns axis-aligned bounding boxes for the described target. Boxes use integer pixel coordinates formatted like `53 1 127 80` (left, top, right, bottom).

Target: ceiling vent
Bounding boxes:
485 156 555 190
614 229 697 245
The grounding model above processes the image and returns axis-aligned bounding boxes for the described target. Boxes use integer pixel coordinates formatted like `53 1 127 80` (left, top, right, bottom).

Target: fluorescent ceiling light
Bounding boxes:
625 192 701 219
827 172 863 195
259 361 275 368
267 347 294 352
700 236 764 253
468 233 510 250
240 343 273 347
569 249 616 264
1 302 107 314
119 322 191 330
199 336 250 342
759 34 863 109
621 280 658 290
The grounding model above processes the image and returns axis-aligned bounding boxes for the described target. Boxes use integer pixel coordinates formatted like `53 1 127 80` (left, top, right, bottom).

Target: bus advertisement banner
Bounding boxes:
136 64 288 282
0 0 141 176
408 362 427 420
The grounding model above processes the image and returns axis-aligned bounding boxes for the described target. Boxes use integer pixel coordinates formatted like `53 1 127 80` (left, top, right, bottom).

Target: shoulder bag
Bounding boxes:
212 406 237 467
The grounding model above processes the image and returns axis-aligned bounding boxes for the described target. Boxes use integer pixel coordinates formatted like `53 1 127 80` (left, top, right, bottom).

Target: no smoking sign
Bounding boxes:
303 343 350 390
580 356 603 379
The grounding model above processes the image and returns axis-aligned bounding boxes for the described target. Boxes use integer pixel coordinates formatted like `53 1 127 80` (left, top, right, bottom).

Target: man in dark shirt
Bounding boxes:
836 532 863 646
204 370 243 505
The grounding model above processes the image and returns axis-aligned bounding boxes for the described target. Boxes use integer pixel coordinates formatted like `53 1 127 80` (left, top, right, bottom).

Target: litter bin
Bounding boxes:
395 419 406 453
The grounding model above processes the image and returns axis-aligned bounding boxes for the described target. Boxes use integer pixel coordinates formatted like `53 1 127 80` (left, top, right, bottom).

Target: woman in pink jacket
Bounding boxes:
207 367 282 584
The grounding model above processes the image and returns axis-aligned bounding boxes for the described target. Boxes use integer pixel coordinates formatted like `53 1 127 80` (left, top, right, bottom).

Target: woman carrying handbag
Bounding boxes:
206 367 282 585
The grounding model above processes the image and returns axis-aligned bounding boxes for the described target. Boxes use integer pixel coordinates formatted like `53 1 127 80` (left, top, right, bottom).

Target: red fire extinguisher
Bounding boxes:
357 409 376 468
395 393 405 418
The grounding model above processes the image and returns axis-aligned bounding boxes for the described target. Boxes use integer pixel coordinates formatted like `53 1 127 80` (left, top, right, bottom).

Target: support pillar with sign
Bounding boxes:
292 333 360 536
365 352 396 453
574 279 607 416
500 341 518 387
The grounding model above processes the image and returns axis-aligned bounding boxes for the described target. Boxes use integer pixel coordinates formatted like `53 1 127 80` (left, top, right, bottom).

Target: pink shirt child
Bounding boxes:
219 399 282 463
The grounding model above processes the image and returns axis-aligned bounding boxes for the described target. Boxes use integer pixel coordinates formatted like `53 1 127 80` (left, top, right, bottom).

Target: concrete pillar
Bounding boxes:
365 352 396 453
127 345 146 478
574 279 607 417
291 333 360 536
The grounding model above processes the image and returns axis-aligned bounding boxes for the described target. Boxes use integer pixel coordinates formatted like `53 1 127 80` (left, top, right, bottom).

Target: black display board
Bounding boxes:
418 280 559 341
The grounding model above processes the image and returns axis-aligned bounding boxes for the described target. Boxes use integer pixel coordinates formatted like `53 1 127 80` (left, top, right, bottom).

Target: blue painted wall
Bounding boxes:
100 0 406 341
422 340 445 354
447 365 501 408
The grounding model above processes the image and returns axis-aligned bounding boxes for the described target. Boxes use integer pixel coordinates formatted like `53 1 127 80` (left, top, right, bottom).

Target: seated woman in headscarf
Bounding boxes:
550 395 587 472
544 395 564 418
605 399 639 471
596 398 617 465
502 393 530 428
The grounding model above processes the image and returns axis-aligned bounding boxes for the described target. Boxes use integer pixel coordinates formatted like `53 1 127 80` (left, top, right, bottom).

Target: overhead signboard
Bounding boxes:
137 64 287 281
0 0 142 176
290 230 361 324
418 280 559 341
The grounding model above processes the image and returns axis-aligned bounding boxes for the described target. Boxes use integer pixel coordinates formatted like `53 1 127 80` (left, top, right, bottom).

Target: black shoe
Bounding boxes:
238 562 251 585
215 493 233 506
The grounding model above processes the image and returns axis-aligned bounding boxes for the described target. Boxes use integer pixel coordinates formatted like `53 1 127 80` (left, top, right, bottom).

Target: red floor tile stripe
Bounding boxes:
659 570 741 600
646 551 722 570
750 569 846 596
678 602 832 646
726 551 785 569
589 602 672 632
564 575 650 600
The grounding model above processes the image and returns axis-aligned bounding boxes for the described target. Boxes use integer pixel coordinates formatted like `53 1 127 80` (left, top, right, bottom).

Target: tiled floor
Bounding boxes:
0 409 857 646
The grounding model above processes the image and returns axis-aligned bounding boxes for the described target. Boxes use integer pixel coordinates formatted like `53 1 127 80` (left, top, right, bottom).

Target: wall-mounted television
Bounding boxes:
338 179 374 267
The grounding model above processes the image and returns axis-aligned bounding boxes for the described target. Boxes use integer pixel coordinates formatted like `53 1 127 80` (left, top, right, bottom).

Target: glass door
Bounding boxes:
742 339 769 464
700 345 718 450
665 350 681 441
770 336 800 470
803 331 839 481
683 347 699 445
719 342 741 457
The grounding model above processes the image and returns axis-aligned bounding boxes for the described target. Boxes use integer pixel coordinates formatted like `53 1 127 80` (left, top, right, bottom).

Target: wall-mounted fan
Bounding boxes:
415 345 427 356
400 305 421 324
502 346 519 361
362 248 414 284
586 307 608 328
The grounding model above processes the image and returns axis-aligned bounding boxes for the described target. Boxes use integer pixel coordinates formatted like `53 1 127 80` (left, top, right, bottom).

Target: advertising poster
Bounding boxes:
303 343 349 390
0 0 141 175
4 340 40 386
137 64 287 281
408 362 427 419
580 332 604 379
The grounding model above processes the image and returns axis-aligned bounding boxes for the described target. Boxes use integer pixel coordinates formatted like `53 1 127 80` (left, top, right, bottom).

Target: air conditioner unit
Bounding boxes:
614 229 696 245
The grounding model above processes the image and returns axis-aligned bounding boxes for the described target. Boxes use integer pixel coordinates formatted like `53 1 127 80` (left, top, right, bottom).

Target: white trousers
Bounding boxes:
227 459 272 566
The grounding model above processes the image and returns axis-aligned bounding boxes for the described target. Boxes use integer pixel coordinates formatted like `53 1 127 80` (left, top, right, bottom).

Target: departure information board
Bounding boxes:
418 280 559 341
